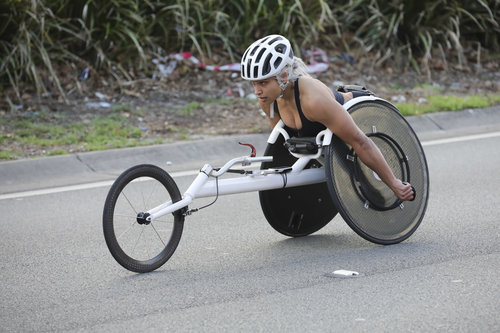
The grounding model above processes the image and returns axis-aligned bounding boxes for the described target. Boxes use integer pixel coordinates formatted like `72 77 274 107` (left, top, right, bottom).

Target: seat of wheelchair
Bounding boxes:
284 137 319 154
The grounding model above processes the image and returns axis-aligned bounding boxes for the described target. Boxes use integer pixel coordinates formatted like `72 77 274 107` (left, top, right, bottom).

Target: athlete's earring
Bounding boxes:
277 75 289 98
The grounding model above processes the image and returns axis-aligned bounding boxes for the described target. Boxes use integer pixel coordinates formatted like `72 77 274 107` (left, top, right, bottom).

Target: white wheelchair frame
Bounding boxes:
144 96 384 222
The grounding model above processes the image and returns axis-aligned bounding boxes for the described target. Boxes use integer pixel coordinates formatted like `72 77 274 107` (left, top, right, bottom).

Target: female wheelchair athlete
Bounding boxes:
102 95 429 273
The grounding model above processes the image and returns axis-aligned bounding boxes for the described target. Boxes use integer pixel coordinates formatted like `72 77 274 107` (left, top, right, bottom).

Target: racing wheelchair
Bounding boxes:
103 93 430 273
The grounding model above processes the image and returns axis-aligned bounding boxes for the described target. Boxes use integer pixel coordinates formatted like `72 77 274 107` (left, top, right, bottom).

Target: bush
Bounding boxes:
1 0 499 103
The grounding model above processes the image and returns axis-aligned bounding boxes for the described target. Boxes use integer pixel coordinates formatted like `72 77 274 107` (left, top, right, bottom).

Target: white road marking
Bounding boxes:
1 131 500 200
0 170 199 200
421 131 500 146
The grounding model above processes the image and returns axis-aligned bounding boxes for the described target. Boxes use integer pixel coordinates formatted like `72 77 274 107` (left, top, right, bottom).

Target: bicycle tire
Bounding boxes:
103 164 184 273
325 100 429 245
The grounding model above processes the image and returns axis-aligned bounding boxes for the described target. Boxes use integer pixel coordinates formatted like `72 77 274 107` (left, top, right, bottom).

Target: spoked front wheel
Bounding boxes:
103 164 185 273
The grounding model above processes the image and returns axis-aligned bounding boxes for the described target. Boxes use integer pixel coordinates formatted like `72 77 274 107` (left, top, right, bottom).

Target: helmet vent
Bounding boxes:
242 48 249 62
263 53 273 75
246 60 251 78
273 57 282 70
256 48 266 62
275 43 286 54
250 45 259 56
261 36 271 44
268 36 281 45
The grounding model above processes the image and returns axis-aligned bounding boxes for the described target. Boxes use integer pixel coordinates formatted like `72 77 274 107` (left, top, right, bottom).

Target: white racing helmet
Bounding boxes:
241 35 294 81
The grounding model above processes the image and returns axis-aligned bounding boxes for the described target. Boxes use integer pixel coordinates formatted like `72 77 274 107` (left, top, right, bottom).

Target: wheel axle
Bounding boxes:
136 212 151 225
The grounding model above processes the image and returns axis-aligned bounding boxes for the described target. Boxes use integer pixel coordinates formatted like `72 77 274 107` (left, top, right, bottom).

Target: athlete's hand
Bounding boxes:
392 181 416 202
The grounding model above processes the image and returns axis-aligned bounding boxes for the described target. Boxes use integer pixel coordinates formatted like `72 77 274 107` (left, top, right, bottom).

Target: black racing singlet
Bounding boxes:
274 78 342 137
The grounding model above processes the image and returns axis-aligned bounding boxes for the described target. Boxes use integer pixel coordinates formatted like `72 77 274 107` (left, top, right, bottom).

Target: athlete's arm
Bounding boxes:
300 78 415 201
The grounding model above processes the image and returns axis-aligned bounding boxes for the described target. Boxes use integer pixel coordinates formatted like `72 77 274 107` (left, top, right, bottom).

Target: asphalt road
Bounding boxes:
1 107 499 332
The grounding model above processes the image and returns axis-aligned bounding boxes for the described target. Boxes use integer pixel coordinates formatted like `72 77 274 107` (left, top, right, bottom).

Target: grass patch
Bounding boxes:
133 107 146 117
80 115 143 151
0 149 20 160
488 95 500 104
178 102 200 116
206 97 232 105
165 125 190 140
1 113 148 159
46 149 68 156
396 93 500 116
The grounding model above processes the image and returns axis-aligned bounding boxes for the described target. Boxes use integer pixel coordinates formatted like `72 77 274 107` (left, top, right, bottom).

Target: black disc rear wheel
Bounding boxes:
259 135 338 237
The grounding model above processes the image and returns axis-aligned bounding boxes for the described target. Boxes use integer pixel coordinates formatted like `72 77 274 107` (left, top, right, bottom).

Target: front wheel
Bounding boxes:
103 164 184 273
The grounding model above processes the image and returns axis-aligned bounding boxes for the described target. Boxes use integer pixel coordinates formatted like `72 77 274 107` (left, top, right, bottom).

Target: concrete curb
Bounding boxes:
1 106 499 195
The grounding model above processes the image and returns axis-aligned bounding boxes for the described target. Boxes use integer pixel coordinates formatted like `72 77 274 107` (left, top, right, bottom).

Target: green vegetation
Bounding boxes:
1 92 499 160
1 0 499 101
0 113 158 159
396 93 500 116
111 104 133 112
178 101 200 116
0 149 20 160
206 97 232 105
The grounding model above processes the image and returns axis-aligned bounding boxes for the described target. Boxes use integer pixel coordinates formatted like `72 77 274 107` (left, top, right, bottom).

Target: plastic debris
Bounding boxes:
95 92 108 100
78 67 90 81
342 52 356 64
153 48 332 78
85 91 112 108
391 95 407 103
85 102 112 108
226 83 245 97
308 62 329 73
329 269 360 278
155 60 177 78
137 116 147 130
304 48 330 73
153 52 241 78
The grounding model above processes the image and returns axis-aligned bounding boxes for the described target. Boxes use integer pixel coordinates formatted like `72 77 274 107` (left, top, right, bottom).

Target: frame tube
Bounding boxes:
195 168 326 198
146 168 326 220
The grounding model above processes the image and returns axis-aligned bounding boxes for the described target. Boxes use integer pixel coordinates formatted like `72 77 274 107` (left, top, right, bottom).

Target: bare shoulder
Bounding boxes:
299 78 362 140
298 76 329 93
298 77 340 120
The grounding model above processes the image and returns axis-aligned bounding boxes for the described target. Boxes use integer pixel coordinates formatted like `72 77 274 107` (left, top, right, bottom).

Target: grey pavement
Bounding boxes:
1 106 499 195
